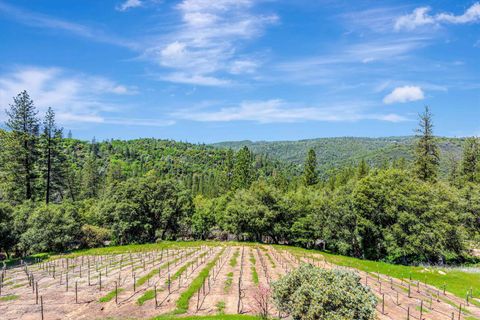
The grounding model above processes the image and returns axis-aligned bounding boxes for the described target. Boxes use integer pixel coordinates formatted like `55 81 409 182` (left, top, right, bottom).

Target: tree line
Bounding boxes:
0 91 479 265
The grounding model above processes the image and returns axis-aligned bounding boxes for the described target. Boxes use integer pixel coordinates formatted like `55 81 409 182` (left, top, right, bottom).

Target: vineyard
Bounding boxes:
1 243 479 320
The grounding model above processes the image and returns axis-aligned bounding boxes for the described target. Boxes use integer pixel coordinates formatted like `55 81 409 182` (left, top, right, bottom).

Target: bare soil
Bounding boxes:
1 244 479 320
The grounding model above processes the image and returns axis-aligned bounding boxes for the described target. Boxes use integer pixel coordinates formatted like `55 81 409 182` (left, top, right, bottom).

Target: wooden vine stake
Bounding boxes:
154 285 157 308
40 296 44 320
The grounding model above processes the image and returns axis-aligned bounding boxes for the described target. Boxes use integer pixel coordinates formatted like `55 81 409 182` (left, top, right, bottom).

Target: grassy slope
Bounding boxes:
55 241 220 258
282 245 480 302
48 241 478 303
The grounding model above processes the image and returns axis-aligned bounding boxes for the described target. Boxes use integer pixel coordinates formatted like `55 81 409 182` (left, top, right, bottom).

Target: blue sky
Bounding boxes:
0 0 479 142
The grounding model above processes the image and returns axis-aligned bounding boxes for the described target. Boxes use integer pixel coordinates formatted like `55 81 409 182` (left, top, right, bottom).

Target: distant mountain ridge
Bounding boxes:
213 136 465 174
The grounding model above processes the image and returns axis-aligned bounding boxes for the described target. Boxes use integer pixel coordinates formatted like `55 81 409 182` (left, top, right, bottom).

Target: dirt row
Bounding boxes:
1 245 479 320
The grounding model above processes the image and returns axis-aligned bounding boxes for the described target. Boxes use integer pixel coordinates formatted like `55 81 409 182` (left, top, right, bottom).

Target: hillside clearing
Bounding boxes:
0 241 479 320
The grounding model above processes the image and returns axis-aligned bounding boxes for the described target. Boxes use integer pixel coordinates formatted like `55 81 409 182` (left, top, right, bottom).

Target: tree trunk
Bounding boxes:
46 135 52 204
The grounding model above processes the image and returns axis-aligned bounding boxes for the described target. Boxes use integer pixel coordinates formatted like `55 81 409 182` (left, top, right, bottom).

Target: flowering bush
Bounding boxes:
253 284 272 319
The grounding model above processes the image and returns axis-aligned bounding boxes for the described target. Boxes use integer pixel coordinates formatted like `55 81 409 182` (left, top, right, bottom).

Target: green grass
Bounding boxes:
55 241 220 259
137 289 157 306
216 300 226 315
137 250 216 307
0 295 19 301
99 288 124 302
281 245 480 304
415 305 430 314
137 251 209 305
229 249 240 267
170 251 208 284
136 253 191 287
265 252 276 268
4 253 49 267
249 252 259 285
224 272 234 293
24 240 480 310
174 248 225 314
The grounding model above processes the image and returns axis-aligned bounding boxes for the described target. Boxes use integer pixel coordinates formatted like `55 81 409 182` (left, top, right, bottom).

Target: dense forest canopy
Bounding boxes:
0 91 479 265
213 136 465 177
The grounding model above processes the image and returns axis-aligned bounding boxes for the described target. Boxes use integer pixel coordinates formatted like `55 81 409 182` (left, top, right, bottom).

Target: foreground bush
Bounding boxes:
272 264 377 320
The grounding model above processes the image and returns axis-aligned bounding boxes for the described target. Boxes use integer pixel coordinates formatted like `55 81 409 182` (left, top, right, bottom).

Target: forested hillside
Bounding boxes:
214 136 465 175
0 91 479 267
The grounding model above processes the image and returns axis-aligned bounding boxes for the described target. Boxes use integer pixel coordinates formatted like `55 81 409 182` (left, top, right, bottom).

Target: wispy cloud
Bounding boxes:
383 86 425 104
340 6 408 34
0 1 137 49
161 72 231 86
0 66 172 127
116 0 143 12
395 3 480 31
172 99 409 123
273 37 428 86
143 0 278 86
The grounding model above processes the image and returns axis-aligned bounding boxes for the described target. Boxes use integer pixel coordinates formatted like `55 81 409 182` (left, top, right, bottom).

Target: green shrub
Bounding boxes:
272 264 377 320
80 224 110 248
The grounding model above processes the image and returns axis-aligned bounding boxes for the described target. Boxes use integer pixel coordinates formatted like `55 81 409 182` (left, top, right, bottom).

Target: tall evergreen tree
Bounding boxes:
303 148 318 186
447 154 461 186
39 107 67 204
81 152 102 198
461 137 480 183
222 149 234 191
414 106 439 182
233 146 253 189
4 91 40 201
356 159 369 179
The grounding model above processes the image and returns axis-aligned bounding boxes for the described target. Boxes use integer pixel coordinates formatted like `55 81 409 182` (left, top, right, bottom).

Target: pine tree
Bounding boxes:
233 146 253 189
81 152 102 198
414 106 439 182
39 107 66 204
447 154 461 186
303 148 318 186
356 159 369 179
222 149 234 191
461 137 480 183
3 91 40 201
90 137 100 157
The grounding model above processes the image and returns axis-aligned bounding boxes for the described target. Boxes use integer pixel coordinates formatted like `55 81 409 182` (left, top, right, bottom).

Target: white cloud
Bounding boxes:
272 37 427 86
394 7 436 31
161 73 231 86
277 38 426 71
144 0 278 85
436 3 480 24
383 86 425 104
173 99 409 123
0 1 274 86
116 0 143 12
341 6 410 34
0 66 171 127
395 3 480 31
229 59 258 74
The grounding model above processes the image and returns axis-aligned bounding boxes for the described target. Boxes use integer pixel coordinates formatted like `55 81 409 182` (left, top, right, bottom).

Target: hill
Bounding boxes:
213 136 465 174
